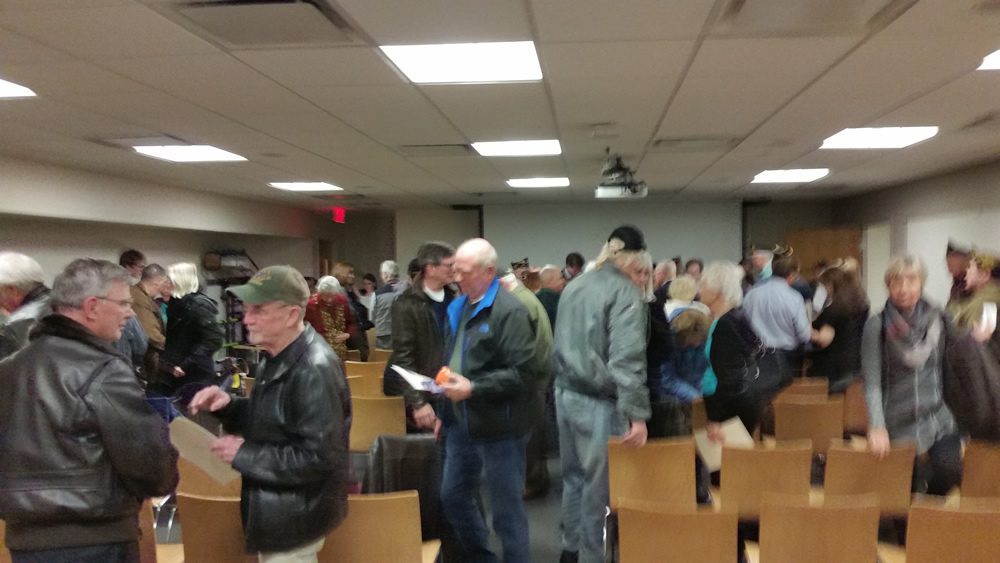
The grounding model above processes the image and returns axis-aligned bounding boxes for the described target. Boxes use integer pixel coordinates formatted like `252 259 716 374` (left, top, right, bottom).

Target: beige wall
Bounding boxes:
394 207 480 266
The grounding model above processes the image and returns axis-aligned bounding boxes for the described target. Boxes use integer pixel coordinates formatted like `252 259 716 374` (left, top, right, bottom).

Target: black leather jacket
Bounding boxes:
0 315 178 551
157 291 223 395
384 279 454 410
216 325 351 553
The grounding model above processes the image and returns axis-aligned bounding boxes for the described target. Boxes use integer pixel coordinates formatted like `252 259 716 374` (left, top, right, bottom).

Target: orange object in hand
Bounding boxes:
435 367 451 385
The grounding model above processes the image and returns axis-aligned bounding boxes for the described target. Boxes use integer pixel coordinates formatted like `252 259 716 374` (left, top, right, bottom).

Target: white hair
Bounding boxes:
379 260 399 280
700 261 745 308
884 255 927 287
168 262 200 298
316 275 344 295
0 252 45 292
655 260 677 278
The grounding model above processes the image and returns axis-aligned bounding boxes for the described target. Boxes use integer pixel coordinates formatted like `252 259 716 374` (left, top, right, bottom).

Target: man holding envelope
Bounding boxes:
189 265 350 562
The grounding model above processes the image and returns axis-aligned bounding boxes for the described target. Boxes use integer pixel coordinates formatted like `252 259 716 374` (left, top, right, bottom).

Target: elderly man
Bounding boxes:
189 265 350 562
373 259 400 349
652 259 677 314
0 259 178 563
0 251 51 360
384 242 455 430
438 238 537 563
553 225 651 563
131 264 170 380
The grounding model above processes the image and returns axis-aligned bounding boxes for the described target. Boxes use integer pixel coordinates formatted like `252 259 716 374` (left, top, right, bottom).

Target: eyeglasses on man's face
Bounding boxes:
97 296 135 309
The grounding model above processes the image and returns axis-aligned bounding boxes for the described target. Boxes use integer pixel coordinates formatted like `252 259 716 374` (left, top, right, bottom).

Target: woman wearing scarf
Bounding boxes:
862 255 962 495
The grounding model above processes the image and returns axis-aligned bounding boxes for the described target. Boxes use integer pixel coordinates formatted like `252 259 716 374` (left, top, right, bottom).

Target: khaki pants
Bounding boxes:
258 537 325 563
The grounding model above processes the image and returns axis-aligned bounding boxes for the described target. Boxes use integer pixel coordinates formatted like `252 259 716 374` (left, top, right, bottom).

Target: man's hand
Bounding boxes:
210 435 245 464
334 332 350 343
972 320 995 343
621 420 648 448
189 386 232 415
706 422 726 444
867 427 890 459
441 372 473 402
172 366 185 378
413 404 437 429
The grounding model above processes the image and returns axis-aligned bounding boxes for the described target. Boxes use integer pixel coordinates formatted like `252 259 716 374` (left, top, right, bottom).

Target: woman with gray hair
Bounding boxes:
699 261 765 435
305 275 357 361
862 255 961 495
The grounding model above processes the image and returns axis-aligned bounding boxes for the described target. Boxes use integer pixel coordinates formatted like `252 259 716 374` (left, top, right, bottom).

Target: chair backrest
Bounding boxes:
347 375 385 397
176 493 251 563
242 376 255 396
759 493 880 563
0 519 11 563
962 440 1000 498
319 491 423 563
345 360 388 378
345 349 362 362
608 437 696 510
177 456 243 498
906 498 1000 563
370 348 393 362
349 396 406 452
618 500 737 563
690 398 707 430
720 440 812 519
366 328 376 353
840 378 868 435
776 377 829 399
138 499 156 563
774 396 844 456
824 441 915 516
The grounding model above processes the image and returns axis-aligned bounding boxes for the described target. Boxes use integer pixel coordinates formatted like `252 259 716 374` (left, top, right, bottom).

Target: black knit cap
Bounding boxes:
608 225 646 251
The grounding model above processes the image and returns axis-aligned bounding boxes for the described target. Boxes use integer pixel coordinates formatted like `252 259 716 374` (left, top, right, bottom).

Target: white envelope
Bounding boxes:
693 417 754 472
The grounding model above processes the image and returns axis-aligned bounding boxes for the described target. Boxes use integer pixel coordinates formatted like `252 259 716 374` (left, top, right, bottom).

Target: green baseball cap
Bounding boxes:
227 265 310 307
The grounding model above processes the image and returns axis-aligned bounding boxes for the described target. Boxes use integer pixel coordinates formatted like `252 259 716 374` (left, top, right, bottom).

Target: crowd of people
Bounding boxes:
0 226 997 563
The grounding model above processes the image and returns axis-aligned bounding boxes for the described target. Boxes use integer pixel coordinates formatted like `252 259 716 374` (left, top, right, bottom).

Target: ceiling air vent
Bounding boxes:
397 144 474 158
170 0 360 49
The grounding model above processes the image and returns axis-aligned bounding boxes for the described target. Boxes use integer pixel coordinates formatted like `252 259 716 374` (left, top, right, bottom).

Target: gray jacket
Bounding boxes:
373 281 399 348
552 264 651 421
0 284 51 361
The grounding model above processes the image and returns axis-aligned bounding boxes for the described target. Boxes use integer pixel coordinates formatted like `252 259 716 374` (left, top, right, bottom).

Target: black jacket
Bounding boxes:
444 278 537 440
0 315 178 550
384 279 454 410
0 284 51 361
158 291 223 395
704 308 763 423
216 325 351 553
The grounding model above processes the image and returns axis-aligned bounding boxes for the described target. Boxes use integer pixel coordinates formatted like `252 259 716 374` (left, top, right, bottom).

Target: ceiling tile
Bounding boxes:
233 47 404 87
335 0 531 44
421 82 557 140
530 0 716 42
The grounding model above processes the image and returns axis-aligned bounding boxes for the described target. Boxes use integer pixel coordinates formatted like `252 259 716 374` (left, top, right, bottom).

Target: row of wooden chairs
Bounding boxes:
618 494 1000 563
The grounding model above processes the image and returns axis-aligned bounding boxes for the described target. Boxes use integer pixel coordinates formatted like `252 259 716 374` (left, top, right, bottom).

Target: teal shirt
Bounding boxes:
701 318 720 396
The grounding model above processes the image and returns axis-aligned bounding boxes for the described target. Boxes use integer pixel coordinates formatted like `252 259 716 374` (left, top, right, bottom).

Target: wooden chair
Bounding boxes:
823 441 915 517
690 397 707 430
242 376 255 396
345 360 387 378
370 348 393 362
773 396 844 456
365 328 376 355
349 396 406 452
608 437 697 510
345 349 362 362
175 493 256 563
840 378 868 435
618 499 737 563
719 440 813 519
759 493 880 563
905 498 1000 563
775 377 829 400
319 491 440 563
347 375 384 397
0 519 11 563
962 440 1000 498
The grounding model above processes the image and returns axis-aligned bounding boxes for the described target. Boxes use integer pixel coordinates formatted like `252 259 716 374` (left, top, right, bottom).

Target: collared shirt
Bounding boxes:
743 277 811 350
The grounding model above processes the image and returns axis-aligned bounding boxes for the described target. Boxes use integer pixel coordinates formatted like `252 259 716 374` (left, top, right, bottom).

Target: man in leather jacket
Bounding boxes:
189 265 350 562
0 258 178 563
0 251 51 361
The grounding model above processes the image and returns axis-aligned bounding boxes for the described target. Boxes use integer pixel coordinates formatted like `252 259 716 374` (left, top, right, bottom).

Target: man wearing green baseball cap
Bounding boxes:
189 265 351 562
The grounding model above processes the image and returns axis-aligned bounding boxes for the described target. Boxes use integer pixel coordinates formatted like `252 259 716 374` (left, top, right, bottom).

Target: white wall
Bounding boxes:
395 207 480 264
863 223 891 310
906 209 1000 307
483 201 742 268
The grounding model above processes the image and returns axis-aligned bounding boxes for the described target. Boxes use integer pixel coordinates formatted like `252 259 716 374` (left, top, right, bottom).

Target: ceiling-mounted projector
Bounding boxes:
595 181 648 200
595 148 647 199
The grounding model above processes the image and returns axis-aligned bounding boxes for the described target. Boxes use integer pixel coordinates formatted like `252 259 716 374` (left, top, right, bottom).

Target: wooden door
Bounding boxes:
785 227 862 282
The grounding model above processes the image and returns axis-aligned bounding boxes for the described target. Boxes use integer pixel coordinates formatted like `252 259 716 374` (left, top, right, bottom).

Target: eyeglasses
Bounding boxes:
97 296 135 308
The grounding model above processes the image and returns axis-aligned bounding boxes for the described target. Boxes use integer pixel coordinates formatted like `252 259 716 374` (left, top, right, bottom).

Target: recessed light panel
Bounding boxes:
506 177 570 188
820 127 938 149
472 140 561 157
0 78 36 98
380 41 542 84
751 168 829 183
978 49 1000 70
269 182 343 192
133 145 247 163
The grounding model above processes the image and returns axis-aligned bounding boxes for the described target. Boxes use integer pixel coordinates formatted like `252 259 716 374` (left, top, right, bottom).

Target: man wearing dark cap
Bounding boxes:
552 225 651 563
188 265 351 562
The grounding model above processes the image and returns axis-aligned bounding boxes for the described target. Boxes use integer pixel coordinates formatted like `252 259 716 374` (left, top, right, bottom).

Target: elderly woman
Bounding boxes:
156 262 224 400
863 255 961 495
304 275 358 360
699 262 764 435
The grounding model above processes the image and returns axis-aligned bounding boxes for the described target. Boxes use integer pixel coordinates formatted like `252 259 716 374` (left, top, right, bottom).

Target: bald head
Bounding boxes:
539 265 564 291
454 238 498 299
455 238 498 268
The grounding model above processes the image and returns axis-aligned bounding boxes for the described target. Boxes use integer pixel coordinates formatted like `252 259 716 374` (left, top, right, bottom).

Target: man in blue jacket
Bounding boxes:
439 238 537 563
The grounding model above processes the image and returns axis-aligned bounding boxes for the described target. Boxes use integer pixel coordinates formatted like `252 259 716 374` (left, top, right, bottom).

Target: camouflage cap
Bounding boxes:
227 265 310 307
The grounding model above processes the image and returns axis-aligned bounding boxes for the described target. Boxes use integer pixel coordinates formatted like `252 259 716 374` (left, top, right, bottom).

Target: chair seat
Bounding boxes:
877 543 906 563
155 543 185 563
421 539 442 563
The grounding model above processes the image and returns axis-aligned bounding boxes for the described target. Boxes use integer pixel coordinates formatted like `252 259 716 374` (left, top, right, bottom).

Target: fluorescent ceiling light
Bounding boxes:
506 177 570 188
979 49 1000 70
752 168 829 183
472 139 561 157
133 145 247 162
269 182 343 192
820 126 938 149
0 78 36 98
380 41 542 84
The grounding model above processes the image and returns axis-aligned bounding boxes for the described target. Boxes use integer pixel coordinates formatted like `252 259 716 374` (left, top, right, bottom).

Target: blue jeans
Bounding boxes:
440 421 530 563
11 541 139 563
556 388 629 563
